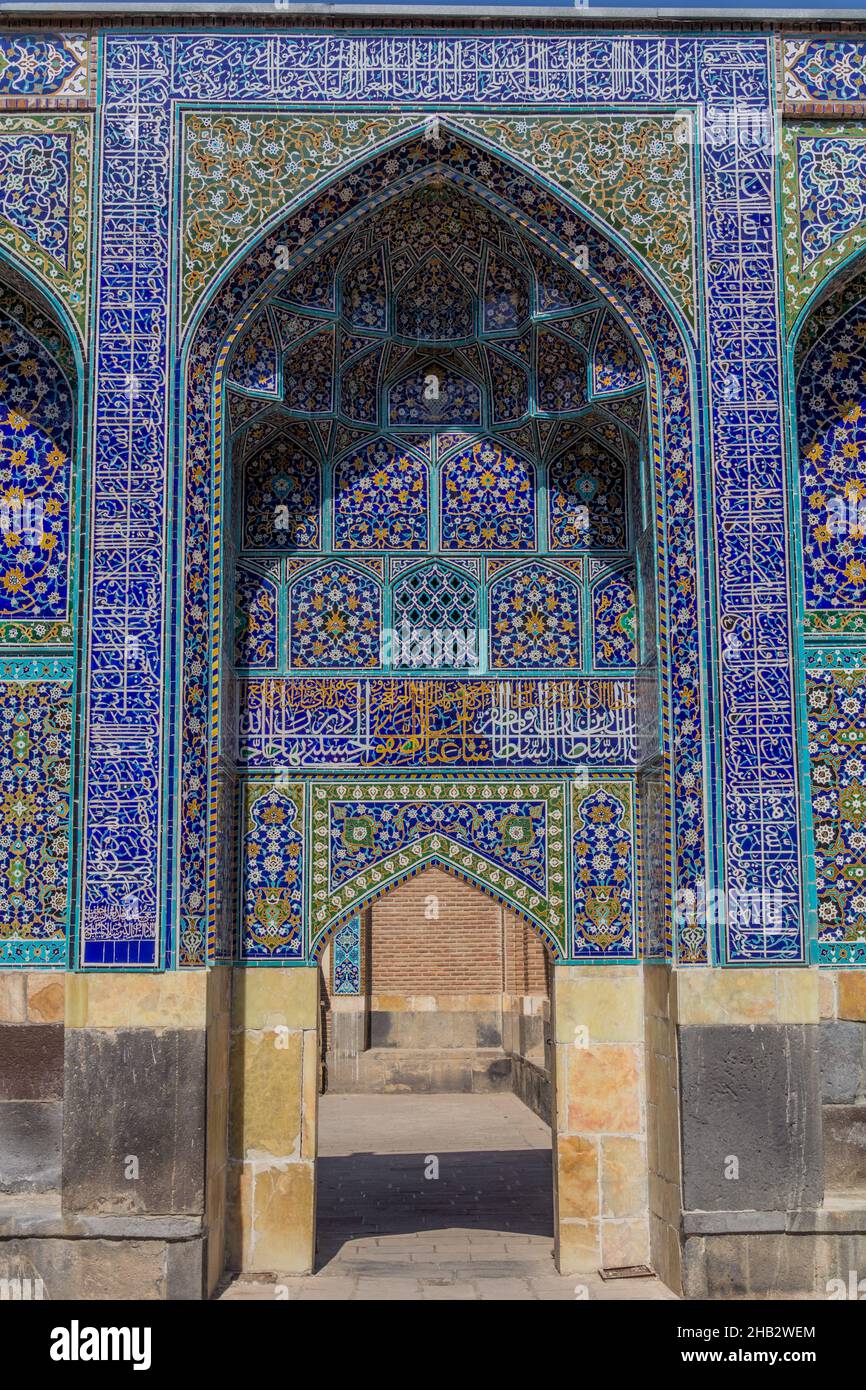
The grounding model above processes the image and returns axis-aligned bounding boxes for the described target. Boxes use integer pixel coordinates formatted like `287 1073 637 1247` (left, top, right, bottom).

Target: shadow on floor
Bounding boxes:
315 1147 554 1266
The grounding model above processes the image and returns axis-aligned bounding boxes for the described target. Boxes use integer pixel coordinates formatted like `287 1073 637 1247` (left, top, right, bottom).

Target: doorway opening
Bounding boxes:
315 867 556 1271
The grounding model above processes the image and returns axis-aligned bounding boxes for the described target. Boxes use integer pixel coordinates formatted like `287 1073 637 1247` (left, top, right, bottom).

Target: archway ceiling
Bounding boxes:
225 182 647 445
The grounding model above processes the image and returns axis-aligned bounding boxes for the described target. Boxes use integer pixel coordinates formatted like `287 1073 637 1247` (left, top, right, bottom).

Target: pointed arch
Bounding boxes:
175 124 708 969
287 557 382 670
308 777 569 960
488 559 582 671
310 855 562 963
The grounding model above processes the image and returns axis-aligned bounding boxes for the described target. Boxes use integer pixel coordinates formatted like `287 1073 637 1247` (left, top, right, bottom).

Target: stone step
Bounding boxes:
325 1047 514 1095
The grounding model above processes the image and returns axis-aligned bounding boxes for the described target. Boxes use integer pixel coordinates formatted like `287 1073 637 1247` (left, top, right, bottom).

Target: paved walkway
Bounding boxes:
219 1093 676 1301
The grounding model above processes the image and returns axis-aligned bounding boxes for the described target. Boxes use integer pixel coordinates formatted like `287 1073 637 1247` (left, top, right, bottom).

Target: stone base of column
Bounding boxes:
661 965 866 1298
0 967 230 1300
227 967 319 1277
552 964 650 1276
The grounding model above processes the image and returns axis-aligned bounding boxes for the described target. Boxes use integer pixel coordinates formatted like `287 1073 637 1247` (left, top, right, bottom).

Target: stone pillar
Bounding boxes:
675 968 828 1298
228 967 319 1275
551 964 649 1275
824 972 866 1194
644 963 683 1294
205 966 232 1296
59 969 217 1298
0 970 64 1198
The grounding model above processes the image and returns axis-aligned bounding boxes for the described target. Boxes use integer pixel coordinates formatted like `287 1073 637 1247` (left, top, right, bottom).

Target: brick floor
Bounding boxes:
218 1094 677 1301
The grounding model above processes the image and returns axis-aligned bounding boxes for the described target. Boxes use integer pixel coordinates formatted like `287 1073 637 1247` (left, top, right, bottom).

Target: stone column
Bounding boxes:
825 972 866 1195
644 963 683 1294
228 967 319 1275
0 969 64 1199
60 969 221 1299
551 964 649 1275
675 967 827 1298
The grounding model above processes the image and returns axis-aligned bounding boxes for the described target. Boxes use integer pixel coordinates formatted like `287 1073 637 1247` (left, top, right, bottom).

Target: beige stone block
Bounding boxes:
249 1162 315 1274
0 971 26 1023
300 1028 319 1160
230 1028 302 1158
65 970 208 1028
675 968 811 1025
646 1014 672 1066
776 969 819 1024
839 970 866 1022
329 994 364 1014
818 970 838 1020
650 1213 683 1296
232 967 319 1032
207 1006 231 1093
674 967 818 1026
556 1218 600 1275
206 1183 227 1298
370 993 413 1012
602 1137 646 1218
554 967 643 1044
448 992 501 1011
656 1093 681 1184
556 1135 599 1219
207 1066 229 1176
566 1045 642 1135
601 1216 650 1270
649 1171 681 1230
673 968 776 1025
646 1100 660 1174
27 974 65 1023
206 964 232 1025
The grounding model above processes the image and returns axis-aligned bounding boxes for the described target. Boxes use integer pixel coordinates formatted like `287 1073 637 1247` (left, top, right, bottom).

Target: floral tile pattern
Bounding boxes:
0 666 71 965
807 663 866 964
239 781 304 960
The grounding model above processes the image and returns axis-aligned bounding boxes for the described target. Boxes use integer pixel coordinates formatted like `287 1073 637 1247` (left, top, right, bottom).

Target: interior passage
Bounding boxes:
316 1092 553 1273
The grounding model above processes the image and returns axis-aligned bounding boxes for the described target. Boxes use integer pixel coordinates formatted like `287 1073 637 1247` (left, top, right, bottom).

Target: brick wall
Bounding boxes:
505 911 549 995
367 867 548 995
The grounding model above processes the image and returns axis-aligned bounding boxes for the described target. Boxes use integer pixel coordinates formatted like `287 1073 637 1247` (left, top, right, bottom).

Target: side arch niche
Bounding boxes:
793 252 866 967
0 260 80 969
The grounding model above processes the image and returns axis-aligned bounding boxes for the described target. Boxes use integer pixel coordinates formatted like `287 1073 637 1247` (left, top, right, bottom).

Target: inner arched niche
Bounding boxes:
178 133 702 1297
225 182 647 685
0 270 77 636
795 260 866 620
220 176 653 970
